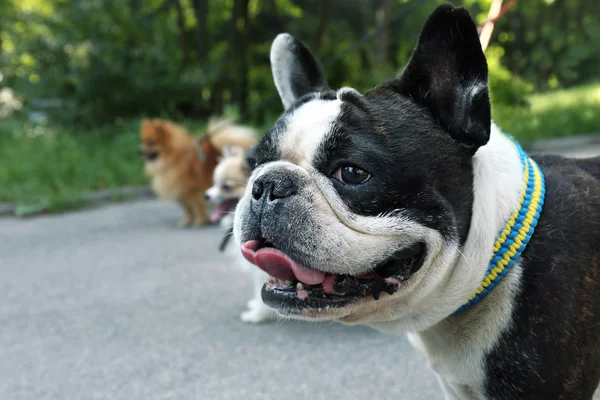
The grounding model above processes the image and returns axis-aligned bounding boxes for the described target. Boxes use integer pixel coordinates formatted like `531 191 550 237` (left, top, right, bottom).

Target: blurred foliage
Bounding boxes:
493 0 600 89
0 118 146 207
0 0 598 126
494 82 600 143
2 82 599 212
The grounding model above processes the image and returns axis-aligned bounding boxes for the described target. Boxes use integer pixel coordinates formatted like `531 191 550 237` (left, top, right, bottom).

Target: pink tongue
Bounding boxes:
240 241 326 285
210 201 234 223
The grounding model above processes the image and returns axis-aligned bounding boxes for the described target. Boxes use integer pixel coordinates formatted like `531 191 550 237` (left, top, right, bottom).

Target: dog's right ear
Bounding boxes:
270 33 328 110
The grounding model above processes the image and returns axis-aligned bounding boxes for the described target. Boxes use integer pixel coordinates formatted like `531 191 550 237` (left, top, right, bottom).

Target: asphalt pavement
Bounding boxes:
0 200 439 400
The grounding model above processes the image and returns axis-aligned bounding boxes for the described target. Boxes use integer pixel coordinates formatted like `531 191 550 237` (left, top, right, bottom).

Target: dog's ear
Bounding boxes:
393 4 491 152
270 33 328 110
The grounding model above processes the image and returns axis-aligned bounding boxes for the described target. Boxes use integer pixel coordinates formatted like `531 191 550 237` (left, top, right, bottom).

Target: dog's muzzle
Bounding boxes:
138 148 159 162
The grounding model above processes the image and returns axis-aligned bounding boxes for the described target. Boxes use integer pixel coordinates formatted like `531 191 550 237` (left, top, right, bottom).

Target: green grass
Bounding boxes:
494 82 600 144
0 118 147 214
1 82 599 216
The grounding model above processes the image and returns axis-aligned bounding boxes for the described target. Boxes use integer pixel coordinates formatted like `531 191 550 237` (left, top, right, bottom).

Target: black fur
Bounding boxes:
484 154 600 399
392 3 491 152
313 88 475 243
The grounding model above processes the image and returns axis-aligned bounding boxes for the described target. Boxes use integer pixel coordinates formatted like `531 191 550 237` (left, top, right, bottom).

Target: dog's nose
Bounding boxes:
204 192 210 201
252 173 297 202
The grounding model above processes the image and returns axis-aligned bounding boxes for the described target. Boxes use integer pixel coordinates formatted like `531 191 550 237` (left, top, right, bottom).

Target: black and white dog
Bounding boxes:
234 4 600 399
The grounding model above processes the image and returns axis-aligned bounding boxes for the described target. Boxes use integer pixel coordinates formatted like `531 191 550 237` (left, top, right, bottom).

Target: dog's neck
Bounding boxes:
455 132 545 313
439 124 530 315
402 125 541 393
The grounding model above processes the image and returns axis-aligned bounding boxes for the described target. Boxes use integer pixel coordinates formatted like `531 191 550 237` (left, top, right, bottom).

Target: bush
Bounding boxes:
486 45 533 107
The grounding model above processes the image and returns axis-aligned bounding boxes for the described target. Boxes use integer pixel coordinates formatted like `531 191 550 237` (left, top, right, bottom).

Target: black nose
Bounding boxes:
204 192 210 201
252 173 297 202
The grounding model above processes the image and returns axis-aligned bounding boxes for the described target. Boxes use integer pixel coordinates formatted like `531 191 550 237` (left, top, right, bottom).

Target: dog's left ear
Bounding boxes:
393 4 491 152
270 33 328 110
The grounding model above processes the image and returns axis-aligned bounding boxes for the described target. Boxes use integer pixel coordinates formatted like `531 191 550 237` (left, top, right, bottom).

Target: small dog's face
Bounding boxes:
234 5 492 329
139 119 168 164
205 146 252 223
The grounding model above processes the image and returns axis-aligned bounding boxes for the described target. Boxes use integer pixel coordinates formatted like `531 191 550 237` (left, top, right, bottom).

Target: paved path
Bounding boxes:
2 142 598 400
0 201 439 400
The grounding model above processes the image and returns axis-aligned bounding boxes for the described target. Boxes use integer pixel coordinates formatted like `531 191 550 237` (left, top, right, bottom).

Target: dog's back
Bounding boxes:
206 117 257 153
575 156 600 180
484 154 600 399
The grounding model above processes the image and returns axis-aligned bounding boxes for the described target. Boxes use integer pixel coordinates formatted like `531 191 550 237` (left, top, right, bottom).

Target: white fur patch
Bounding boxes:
280 99 342 167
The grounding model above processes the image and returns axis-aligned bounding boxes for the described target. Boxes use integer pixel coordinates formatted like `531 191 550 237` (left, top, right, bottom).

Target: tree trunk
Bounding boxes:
313 0 336 53
479 0 503 52
192 0 209 61
238 0 250 115
174 0 189 67
212 0 240 115
375 0 392 67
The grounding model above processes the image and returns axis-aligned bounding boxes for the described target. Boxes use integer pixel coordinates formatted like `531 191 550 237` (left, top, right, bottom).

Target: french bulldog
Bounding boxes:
234 4 600 399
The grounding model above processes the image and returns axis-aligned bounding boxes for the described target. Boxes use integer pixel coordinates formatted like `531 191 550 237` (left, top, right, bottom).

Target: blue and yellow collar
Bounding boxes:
455 137 546 313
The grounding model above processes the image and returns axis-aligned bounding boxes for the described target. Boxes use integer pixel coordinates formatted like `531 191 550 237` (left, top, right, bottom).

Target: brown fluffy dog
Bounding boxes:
139 118 256 227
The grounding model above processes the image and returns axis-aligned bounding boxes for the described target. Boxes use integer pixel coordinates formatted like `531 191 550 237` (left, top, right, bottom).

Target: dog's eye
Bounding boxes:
222 184 232 192
246 157 258 171
333 165 371 185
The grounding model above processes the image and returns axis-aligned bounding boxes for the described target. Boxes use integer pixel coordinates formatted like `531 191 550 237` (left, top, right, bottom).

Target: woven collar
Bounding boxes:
455 137 546 314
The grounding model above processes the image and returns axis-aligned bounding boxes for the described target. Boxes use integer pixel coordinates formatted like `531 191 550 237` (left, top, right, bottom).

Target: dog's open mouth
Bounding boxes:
210 199 239 224
139 149 159 162
240 240 426 312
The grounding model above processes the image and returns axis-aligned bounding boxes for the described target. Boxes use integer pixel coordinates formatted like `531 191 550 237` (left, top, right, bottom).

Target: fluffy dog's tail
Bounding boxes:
206 117 258 153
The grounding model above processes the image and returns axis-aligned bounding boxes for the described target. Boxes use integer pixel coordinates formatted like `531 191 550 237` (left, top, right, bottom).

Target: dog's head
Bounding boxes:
139 119 171 163
234 4 492 329
205 145 252 224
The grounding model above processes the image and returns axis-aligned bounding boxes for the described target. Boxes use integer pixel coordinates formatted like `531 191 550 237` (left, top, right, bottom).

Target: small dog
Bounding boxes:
234 4 600 399
206 145 276 323
140 118 255 227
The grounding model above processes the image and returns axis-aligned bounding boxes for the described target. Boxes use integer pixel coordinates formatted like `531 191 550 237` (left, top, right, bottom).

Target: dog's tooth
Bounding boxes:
284 280 292 286
296 282 305 290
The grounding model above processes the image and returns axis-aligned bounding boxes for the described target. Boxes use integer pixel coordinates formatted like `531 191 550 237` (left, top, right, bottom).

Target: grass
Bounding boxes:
1 82 599 216
493 82 600 144
0 118 146 215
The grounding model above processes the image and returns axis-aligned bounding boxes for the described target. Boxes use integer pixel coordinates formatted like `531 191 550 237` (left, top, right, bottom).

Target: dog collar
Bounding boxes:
455 137 546 313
